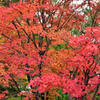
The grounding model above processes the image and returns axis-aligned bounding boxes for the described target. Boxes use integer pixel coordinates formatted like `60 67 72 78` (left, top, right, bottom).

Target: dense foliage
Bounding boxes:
0 0 100 100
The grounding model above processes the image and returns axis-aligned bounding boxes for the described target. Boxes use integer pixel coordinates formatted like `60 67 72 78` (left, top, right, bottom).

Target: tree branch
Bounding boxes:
92 84 99 100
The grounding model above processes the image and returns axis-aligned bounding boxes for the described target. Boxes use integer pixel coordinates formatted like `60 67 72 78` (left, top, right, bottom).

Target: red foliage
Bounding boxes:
0 0 100 100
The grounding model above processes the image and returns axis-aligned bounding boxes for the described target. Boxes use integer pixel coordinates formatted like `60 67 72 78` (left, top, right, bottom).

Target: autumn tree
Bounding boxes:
0 0 100 100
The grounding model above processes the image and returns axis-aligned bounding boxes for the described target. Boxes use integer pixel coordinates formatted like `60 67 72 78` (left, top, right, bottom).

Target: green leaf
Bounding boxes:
55 96 58 100
85 23 91 27
53 0 58 4
74 30 79 35
7 96 24 100
64 94 69 100
52 44 66 50
11 0 19 3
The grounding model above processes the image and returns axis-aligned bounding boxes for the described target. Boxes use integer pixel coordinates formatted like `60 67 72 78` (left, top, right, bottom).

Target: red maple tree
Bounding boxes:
0 0 100 100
